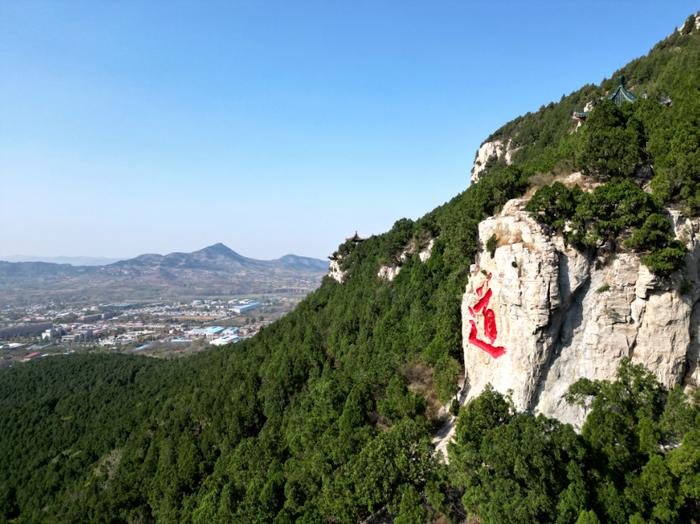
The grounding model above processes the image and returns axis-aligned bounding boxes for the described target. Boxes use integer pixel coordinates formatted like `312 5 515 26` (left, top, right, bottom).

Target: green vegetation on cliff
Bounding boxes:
521 22 700 275
450 360 700 524
525 178 687 274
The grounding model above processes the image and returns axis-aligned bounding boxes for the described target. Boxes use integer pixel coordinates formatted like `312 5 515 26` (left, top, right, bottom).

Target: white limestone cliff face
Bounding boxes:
328 259 346 283
470 139 518 184
378 265 401 282
419 239 435 262
333 236 435 284
677 12 700 32
461 199 700 429
378 238 435 282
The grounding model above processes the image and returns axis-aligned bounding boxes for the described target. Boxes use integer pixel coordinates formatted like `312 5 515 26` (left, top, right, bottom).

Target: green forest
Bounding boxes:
2 13 700 524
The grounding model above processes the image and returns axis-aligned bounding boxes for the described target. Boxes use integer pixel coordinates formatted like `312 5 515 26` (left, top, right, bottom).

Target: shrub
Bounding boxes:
574 100 644 179
624 213 675 251
486 234 497 258
575 179 657 244
525 181 583 230
527 179 685 274
642 242 686 275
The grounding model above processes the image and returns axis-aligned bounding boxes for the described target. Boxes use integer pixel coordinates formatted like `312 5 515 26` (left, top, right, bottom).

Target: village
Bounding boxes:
0 294 303 367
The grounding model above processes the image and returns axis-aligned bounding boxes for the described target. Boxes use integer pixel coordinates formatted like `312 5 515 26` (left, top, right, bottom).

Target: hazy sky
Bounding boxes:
1 1 697 260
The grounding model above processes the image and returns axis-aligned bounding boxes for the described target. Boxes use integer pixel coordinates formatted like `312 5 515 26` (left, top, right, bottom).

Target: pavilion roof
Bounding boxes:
347 231 364 242
608 83 637 106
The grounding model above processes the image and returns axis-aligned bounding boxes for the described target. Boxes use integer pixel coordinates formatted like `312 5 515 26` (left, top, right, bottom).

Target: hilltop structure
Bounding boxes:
346 231 365 243
607 76 637 106
573 76 637 121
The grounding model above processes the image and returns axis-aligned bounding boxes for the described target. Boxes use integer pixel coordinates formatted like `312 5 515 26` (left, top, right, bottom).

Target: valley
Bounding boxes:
0 243 328 364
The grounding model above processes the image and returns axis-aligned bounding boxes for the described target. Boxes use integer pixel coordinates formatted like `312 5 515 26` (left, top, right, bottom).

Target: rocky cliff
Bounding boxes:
470 138 518 184
460 191 700 429
377 239 435 282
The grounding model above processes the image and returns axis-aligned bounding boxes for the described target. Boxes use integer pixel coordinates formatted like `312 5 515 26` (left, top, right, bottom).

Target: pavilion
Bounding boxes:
346 231 365 243
607 77 637 106
572 77 638 121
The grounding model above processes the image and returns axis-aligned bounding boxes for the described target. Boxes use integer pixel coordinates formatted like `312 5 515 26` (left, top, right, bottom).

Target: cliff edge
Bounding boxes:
461 191 700 428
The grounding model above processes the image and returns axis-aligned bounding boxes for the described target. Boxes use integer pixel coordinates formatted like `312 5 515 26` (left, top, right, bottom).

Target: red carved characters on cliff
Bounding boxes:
467 273 506 358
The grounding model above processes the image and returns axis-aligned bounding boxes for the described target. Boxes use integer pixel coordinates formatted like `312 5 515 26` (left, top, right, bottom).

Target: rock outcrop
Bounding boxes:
470 139 518 184
461 198 700 429
377 238 435 282
328 258 346 283
677 12 700 32
378 264 401 282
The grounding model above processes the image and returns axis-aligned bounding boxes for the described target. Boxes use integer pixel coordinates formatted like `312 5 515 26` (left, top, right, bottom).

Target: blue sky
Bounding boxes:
1 1 697 260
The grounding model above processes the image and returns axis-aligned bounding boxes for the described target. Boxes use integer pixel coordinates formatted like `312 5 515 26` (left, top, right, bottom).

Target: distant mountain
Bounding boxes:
111 243 327 272
0 255 120 266
0 244 328 306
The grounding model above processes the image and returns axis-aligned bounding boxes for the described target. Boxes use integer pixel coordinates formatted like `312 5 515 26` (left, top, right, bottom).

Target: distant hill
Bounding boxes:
0 243 328 305
111 243 328 272
0 255 120 266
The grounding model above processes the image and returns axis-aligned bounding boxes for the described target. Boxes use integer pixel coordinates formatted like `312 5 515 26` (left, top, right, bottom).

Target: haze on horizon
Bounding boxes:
1 1 697 260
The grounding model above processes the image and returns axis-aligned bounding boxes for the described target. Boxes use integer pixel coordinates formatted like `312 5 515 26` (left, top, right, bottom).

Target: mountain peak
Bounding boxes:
198 243 240 258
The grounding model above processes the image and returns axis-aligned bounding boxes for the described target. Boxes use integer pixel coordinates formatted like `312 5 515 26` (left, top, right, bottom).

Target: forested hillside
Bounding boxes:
2 13 700 524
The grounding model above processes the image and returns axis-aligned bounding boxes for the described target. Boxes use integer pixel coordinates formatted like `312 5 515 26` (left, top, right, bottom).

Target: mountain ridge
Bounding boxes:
0 243 328 305
0 255 120 266
1 242 327 271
